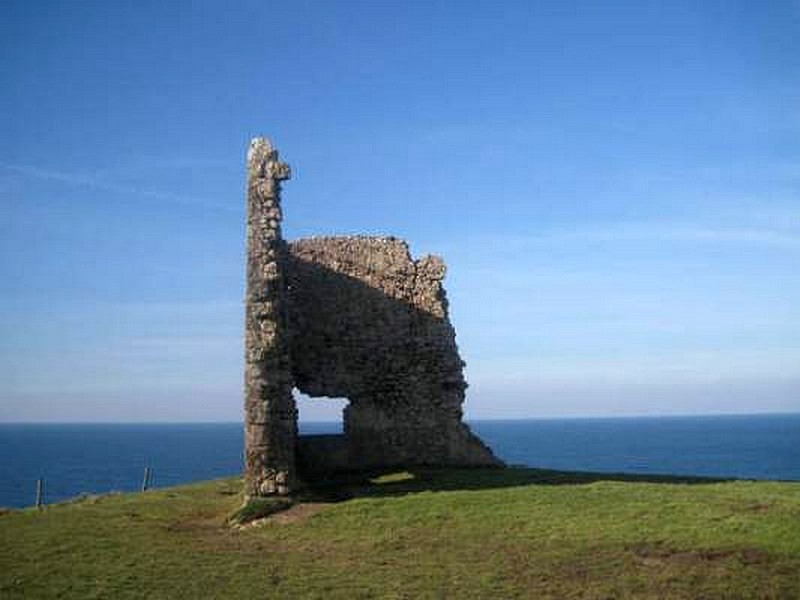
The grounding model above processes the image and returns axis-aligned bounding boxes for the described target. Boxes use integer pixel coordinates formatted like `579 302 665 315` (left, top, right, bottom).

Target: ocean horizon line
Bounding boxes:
2 411 799 426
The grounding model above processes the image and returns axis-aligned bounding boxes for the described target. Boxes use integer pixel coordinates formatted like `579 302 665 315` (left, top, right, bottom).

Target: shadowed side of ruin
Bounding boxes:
287 237 500 473
243 137 501 498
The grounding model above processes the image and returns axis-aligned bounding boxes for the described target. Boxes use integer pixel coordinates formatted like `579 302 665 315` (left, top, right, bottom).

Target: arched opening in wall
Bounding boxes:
294 389 349 435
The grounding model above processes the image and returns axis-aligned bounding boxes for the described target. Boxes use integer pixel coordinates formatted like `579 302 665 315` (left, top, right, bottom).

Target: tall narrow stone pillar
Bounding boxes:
243 137 296 497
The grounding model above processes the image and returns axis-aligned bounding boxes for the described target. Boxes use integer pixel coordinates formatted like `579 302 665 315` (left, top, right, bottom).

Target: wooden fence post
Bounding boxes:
35 478 43 509
141 467 150 492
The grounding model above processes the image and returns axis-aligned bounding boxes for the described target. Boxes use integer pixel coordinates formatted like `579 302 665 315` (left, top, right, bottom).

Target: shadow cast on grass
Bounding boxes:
295 466 731 504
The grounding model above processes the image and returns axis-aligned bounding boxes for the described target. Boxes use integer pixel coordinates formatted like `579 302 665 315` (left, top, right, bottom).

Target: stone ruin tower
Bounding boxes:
244 137 501 498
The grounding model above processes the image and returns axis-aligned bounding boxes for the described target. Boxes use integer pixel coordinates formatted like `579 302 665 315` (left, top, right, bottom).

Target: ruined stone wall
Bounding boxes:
287 236 500 469
243 139 296 497
243 137 500 497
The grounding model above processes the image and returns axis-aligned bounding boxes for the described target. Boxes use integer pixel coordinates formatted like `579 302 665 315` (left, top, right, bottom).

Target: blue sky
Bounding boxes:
1 0 798 422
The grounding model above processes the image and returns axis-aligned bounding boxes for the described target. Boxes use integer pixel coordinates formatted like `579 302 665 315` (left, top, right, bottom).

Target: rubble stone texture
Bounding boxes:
244 138 501 497
243 138 295 498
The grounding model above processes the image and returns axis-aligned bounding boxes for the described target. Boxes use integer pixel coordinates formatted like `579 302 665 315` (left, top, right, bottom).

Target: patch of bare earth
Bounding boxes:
236 502 330 529
269 502 329 524
629 543 771 567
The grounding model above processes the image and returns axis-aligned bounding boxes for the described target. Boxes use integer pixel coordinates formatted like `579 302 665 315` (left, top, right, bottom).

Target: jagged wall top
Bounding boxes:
247 137 291 185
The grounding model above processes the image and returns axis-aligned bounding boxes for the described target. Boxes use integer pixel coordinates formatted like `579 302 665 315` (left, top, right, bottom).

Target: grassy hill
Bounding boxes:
1 467 799 599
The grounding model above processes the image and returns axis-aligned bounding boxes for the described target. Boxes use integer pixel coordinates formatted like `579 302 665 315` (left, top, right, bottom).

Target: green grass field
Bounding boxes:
2 467 799 599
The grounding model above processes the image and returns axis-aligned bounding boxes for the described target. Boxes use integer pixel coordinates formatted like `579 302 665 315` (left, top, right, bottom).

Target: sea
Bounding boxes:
1 414 798 508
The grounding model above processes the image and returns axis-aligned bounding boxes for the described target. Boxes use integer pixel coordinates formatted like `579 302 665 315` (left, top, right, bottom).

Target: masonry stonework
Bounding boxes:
243 139 296 497
244 138 501 497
